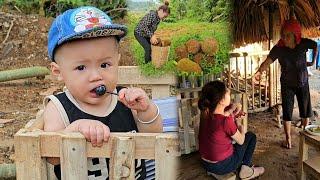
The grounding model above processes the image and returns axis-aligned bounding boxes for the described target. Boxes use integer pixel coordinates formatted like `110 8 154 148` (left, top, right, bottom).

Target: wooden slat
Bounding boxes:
15 130 179 159
14 130 47 180
109 137 135 180
181 99 191 154
155 134 177 180
60 133 87 180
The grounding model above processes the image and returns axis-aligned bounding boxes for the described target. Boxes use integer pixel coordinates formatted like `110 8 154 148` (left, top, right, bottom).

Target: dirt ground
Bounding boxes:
1 11 320 180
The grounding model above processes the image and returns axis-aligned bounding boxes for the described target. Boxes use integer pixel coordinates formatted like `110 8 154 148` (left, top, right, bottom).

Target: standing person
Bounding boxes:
44 6 163 179
198 81 264 179
134 1 170 63
255 18 318 149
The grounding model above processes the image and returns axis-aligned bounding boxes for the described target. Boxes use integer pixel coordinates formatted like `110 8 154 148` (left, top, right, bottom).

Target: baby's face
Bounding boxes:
52 37 119 106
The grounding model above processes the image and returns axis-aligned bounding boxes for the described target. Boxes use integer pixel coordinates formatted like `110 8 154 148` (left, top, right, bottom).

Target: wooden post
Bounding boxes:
258 58 262 108
242 93 248 133
251 56 255 109
269 63 274 107
299 133 309 180
14 130 47 180
265 68 268 108
236 56 239 91
243 52 248 93
60 133 87 180
181 99 191 154
109 137 135 180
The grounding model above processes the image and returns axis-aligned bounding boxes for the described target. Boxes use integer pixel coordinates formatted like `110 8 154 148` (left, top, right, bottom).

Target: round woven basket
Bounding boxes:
151 45 170 68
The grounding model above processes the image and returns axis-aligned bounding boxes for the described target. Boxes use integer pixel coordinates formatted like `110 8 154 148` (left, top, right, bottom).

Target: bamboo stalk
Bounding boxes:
0 66 50 82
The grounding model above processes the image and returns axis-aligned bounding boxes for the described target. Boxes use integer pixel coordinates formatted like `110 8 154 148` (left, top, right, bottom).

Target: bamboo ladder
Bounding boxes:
14 118 180 180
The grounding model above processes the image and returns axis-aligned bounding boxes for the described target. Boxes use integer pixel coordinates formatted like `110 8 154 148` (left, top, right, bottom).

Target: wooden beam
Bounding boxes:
15 130 179 159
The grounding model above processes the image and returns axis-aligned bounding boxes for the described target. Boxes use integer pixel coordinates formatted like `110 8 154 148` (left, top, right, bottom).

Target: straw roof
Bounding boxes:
232 0 320 47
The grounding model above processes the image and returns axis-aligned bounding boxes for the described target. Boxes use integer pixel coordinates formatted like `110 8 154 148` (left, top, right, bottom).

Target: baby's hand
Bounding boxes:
118 87 150 112
71 119 110 147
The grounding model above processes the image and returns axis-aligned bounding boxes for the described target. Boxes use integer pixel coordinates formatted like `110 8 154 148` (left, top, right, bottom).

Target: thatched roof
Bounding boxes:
232 0 320 47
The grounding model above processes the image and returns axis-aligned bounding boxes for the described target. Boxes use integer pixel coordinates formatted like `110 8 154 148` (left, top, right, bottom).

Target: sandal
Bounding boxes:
239 165 265 180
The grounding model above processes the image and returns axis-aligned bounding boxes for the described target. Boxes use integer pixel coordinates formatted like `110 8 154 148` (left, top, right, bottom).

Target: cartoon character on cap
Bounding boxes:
71 7 112 33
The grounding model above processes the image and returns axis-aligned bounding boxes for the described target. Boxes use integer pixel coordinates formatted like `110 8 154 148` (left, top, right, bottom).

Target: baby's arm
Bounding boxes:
43 101 110 165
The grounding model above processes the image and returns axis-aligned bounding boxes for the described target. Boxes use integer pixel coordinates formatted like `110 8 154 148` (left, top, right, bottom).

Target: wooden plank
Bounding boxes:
303 157 320 179
109 137 135 180
155 134 177 180
181 100 191 154
14 130 47 180
118 66 177 85
60 133 87 180
151 85 170 99
17 130 178 159
299 132 309 180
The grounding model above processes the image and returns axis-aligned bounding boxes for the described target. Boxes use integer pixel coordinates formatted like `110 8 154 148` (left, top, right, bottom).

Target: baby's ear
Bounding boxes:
50 62 63 81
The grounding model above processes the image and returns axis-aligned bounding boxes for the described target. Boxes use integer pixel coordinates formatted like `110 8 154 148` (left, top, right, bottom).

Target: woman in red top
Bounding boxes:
198 81 264 179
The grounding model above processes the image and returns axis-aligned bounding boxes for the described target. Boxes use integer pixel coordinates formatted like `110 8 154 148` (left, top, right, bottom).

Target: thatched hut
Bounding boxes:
232 0 320 47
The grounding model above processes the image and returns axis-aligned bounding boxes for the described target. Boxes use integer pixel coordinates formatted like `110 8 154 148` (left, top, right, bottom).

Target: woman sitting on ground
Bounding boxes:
198 81 264 179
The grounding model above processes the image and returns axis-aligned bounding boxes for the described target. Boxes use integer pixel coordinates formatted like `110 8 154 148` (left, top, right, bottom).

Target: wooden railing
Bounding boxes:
228 52 281 113
14 129 179 180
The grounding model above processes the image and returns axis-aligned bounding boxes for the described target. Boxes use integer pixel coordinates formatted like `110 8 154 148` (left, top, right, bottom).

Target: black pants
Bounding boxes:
201 132 257 175
134 32 151 63
281 84 312 121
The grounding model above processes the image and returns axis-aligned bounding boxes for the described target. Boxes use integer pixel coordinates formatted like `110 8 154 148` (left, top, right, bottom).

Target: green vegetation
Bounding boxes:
127 13 231 77
0 0 127 18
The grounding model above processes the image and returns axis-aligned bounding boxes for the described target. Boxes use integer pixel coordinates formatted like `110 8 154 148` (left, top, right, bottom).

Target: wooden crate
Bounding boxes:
178 87 248 155
14 120 180 180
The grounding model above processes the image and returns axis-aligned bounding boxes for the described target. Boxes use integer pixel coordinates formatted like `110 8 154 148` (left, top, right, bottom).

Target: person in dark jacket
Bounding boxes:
134 1 170 63
255 18 318 149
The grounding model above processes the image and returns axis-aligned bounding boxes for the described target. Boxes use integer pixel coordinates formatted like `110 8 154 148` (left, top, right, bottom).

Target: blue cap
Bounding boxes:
47 6 127 61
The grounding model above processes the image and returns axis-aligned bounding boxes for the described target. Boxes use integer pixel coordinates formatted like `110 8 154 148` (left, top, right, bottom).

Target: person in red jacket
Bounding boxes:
198 81 264 179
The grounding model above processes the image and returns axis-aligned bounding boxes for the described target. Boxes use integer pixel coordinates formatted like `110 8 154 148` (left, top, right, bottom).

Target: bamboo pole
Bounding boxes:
0 164 16 179
0 66 50 83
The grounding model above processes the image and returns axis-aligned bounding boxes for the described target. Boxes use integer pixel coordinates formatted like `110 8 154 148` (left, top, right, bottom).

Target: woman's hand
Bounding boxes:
150 35 158 45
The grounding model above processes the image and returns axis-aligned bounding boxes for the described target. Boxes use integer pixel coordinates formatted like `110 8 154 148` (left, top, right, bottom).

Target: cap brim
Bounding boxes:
57 24 127 47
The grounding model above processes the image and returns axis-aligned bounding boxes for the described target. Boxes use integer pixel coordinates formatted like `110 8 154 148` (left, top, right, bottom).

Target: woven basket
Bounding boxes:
151 45 170 68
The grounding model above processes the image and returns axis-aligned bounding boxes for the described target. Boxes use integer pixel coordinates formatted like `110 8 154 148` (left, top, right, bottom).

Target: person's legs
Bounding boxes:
231 132 257 167
281 85 295 149
134 32 151 63
296 84 312 129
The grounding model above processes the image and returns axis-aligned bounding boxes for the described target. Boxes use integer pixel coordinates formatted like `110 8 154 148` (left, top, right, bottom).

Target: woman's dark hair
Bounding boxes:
158 1 170 14
198 80 227 121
